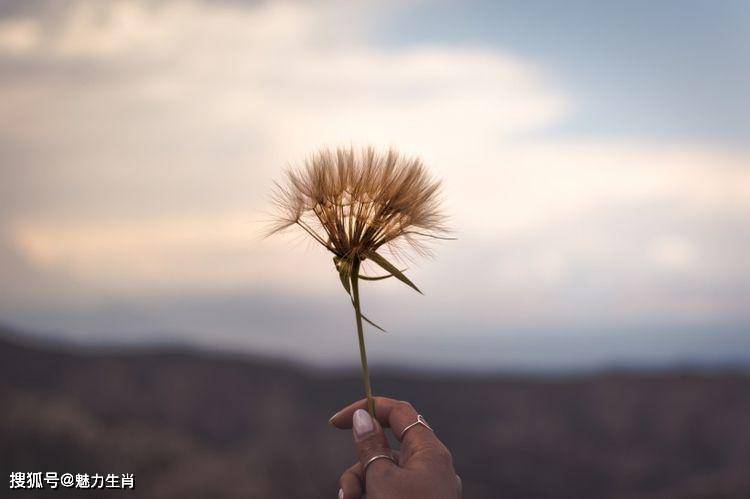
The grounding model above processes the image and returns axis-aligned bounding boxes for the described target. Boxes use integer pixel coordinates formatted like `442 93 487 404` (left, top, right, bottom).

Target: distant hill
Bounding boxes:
2 330 750 498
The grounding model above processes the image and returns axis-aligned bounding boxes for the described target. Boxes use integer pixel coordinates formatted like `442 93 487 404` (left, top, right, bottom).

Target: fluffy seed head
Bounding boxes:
268 146 449 262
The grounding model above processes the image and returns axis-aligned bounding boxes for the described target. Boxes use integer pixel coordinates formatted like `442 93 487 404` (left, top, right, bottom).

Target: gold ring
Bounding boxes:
399 414 433 440
363 454 396 473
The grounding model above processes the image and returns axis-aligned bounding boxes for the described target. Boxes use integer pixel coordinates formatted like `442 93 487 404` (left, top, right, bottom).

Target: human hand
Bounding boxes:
329 397 461 499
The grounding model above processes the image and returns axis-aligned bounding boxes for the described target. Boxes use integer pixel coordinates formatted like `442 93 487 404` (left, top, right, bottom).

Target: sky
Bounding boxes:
0 0 748 370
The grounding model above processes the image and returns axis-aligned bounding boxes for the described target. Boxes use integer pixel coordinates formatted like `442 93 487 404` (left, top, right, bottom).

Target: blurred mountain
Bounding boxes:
2 327 750 498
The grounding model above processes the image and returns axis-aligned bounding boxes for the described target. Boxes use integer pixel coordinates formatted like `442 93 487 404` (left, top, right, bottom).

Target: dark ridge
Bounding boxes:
2 328 750 498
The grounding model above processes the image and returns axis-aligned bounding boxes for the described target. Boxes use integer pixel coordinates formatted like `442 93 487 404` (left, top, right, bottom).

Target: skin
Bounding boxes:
330 397 462 499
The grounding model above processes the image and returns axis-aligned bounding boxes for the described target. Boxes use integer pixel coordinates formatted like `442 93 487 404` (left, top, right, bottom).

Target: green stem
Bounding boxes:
350 258 375 417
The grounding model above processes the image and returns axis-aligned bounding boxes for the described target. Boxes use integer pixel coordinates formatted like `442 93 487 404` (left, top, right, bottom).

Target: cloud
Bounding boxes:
650 235 696 272
0 17 41 53
0 0 748 354
0 0 566 287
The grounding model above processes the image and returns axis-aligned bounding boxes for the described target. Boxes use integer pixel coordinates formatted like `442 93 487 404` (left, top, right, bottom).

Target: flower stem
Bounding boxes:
350 258 375 417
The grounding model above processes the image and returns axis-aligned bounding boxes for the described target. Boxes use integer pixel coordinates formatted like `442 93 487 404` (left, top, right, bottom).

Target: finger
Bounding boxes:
330 396 396 429
351 408 398 477
332 398 452 471
331 397 441 447
338 462 363 499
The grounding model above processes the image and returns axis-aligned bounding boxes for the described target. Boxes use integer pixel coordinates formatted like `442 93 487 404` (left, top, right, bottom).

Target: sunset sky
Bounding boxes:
1 0 748 369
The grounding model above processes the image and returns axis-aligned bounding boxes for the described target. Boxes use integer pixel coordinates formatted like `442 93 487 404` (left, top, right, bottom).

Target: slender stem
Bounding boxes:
350 258 375 417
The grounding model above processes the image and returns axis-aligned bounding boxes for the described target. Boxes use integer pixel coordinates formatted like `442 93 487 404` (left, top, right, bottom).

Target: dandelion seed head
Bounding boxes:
268 146 449 262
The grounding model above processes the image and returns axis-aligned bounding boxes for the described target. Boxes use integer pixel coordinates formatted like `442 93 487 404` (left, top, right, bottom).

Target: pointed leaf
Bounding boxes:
335 258 351 295
365 251 422 294
360 312 387 333
358 273 395 281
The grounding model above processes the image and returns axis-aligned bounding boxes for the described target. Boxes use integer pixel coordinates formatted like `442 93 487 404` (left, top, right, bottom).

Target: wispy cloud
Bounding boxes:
0 0 747 366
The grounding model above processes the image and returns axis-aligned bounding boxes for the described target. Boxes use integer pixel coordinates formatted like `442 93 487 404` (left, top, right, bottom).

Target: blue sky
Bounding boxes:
0 0 748 370
376 0 750 143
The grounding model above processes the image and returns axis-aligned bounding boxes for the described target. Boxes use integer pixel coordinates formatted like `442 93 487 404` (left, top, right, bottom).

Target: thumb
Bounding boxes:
352 409 396 475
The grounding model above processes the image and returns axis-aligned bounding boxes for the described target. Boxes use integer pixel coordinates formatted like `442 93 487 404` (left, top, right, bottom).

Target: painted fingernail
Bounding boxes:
328 411 339 426
352 409 375 441
338 488 344 499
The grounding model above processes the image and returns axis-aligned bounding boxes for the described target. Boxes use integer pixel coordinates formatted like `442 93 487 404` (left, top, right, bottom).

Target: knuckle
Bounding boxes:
393 400 415 418
439 447 454 465
357 438 385 461
367 461 397 480
397 400 415 411
430 443 454 468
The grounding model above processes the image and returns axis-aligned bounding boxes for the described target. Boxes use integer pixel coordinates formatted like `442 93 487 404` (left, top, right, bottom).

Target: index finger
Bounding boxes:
330 397 445 451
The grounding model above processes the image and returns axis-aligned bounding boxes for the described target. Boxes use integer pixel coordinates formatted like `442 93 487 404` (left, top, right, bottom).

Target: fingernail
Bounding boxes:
352 409 375 441
328 411 339 426
338 488 344 499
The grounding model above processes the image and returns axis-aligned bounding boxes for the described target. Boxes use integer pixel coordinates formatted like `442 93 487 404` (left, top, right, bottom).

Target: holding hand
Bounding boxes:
330 397 462 499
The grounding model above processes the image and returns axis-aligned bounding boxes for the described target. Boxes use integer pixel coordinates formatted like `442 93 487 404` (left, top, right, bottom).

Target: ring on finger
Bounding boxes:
363 454 396 473
399 414 433 440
